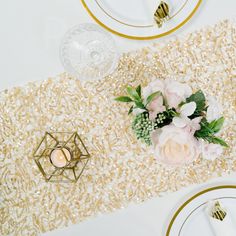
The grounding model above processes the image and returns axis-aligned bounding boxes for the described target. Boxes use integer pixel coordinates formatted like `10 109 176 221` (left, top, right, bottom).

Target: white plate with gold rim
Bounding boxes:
166 185 236 236
81 0 202 40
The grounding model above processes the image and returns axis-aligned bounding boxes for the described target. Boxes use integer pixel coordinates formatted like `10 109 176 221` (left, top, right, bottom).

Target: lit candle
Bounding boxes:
50 147 71 168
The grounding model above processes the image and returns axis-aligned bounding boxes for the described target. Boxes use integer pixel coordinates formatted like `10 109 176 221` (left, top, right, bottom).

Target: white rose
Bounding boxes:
152 125 199 166
200 140 223 161
206 96 222 122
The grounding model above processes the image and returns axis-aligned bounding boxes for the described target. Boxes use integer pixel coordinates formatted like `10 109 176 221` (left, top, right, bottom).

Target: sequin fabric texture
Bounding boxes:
0 20 235 235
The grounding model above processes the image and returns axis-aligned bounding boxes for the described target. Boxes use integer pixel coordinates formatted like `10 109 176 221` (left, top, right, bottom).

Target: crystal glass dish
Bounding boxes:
60 23 119 80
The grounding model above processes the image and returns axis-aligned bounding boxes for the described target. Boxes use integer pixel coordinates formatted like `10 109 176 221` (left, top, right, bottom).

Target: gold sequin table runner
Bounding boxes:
0 20 236 235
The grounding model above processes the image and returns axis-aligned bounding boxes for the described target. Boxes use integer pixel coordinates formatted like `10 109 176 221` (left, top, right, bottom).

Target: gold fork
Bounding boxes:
211 201 227 221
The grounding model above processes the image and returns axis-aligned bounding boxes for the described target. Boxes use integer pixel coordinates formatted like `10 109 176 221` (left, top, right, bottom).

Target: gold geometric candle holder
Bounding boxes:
33 132 90 183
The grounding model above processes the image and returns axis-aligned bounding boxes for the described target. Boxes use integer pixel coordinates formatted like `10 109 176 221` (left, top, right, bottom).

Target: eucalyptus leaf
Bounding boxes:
115 96 133 103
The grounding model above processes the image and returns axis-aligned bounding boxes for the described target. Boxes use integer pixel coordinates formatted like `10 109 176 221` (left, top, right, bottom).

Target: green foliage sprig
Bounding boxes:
194 117 228 147
183 90 228 147
115 85 176 145
115 85 161 115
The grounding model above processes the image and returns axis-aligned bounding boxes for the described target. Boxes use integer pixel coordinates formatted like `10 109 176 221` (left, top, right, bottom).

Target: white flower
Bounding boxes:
206 96 222 122
200 140 223 161
173 102 196 127
172 102 201 134
151 125 200 166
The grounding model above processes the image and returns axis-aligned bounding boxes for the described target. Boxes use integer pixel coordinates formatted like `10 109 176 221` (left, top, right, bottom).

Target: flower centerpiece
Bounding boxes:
115 79 228 166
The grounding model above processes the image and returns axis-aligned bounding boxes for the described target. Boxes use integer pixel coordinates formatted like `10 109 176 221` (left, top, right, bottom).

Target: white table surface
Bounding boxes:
0 0 235 235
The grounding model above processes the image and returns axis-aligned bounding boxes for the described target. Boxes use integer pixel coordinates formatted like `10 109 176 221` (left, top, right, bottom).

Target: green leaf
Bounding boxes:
208 117 224 133
136 85 141 97
146 91 161 105
178 101 185 107
205 136 229 147
168 109 179 117
128 106 134 115
127 86 140 101
186 90 206 116
135 101 146 109
212 136 228 147
194 119 228 148
195 117 225 140
162 94 168 108
194 120 213 138
115 96 133 103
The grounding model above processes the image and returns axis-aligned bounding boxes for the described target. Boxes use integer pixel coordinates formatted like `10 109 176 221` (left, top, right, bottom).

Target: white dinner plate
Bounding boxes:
166 185 236 236
81 0 202 40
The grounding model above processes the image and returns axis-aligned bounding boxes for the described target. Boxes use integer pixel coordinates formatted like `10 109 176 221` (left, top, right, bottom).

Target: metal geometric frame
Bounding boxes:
33 132 90 183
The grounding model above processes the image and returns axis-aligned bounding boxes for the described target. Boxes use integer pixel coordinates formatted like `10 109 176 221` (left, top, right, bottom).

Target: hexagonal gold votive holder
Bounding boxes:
33 132 90 183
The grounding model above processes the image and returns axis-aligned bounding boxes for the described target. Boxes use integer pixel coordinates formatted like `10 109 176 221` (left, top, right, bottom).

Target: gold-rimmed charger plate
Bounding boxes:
81 0 202 40
165 185 236 236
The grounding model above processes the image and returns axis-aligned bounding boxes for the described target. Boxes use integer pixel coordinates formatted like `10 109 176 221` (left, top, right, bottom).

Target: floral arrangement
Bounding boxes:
115 79 228 166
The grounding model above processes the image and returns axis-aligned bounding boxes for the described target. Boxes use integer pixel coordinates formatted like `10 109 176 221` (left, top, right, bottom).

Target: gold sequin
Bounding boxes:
0 19 235 236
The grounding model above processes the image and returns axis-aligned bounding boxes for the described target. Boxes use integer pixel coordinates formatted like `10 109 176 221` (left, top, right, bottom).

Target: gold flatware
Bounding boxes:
154 1 170 28
211 201 227 221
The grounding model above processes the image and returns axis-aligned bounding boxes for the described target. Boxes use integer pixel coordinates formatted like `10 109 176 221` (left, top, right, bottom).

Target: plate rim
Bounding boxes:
81 0 202 40
165 185 236 236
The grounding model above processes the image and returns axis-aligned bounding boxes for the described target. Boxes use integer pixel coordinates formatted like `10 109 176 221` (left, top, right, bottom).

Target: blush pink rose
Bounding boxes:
164 80 192 108
143 79 192 110
143 80 165 99
147 96 165 120
151 125 200 166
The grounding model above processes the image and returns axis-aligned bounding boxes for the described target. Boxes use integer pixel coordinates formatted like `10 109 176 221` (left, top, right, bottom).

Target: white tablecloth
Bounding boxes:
0 1 235 235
